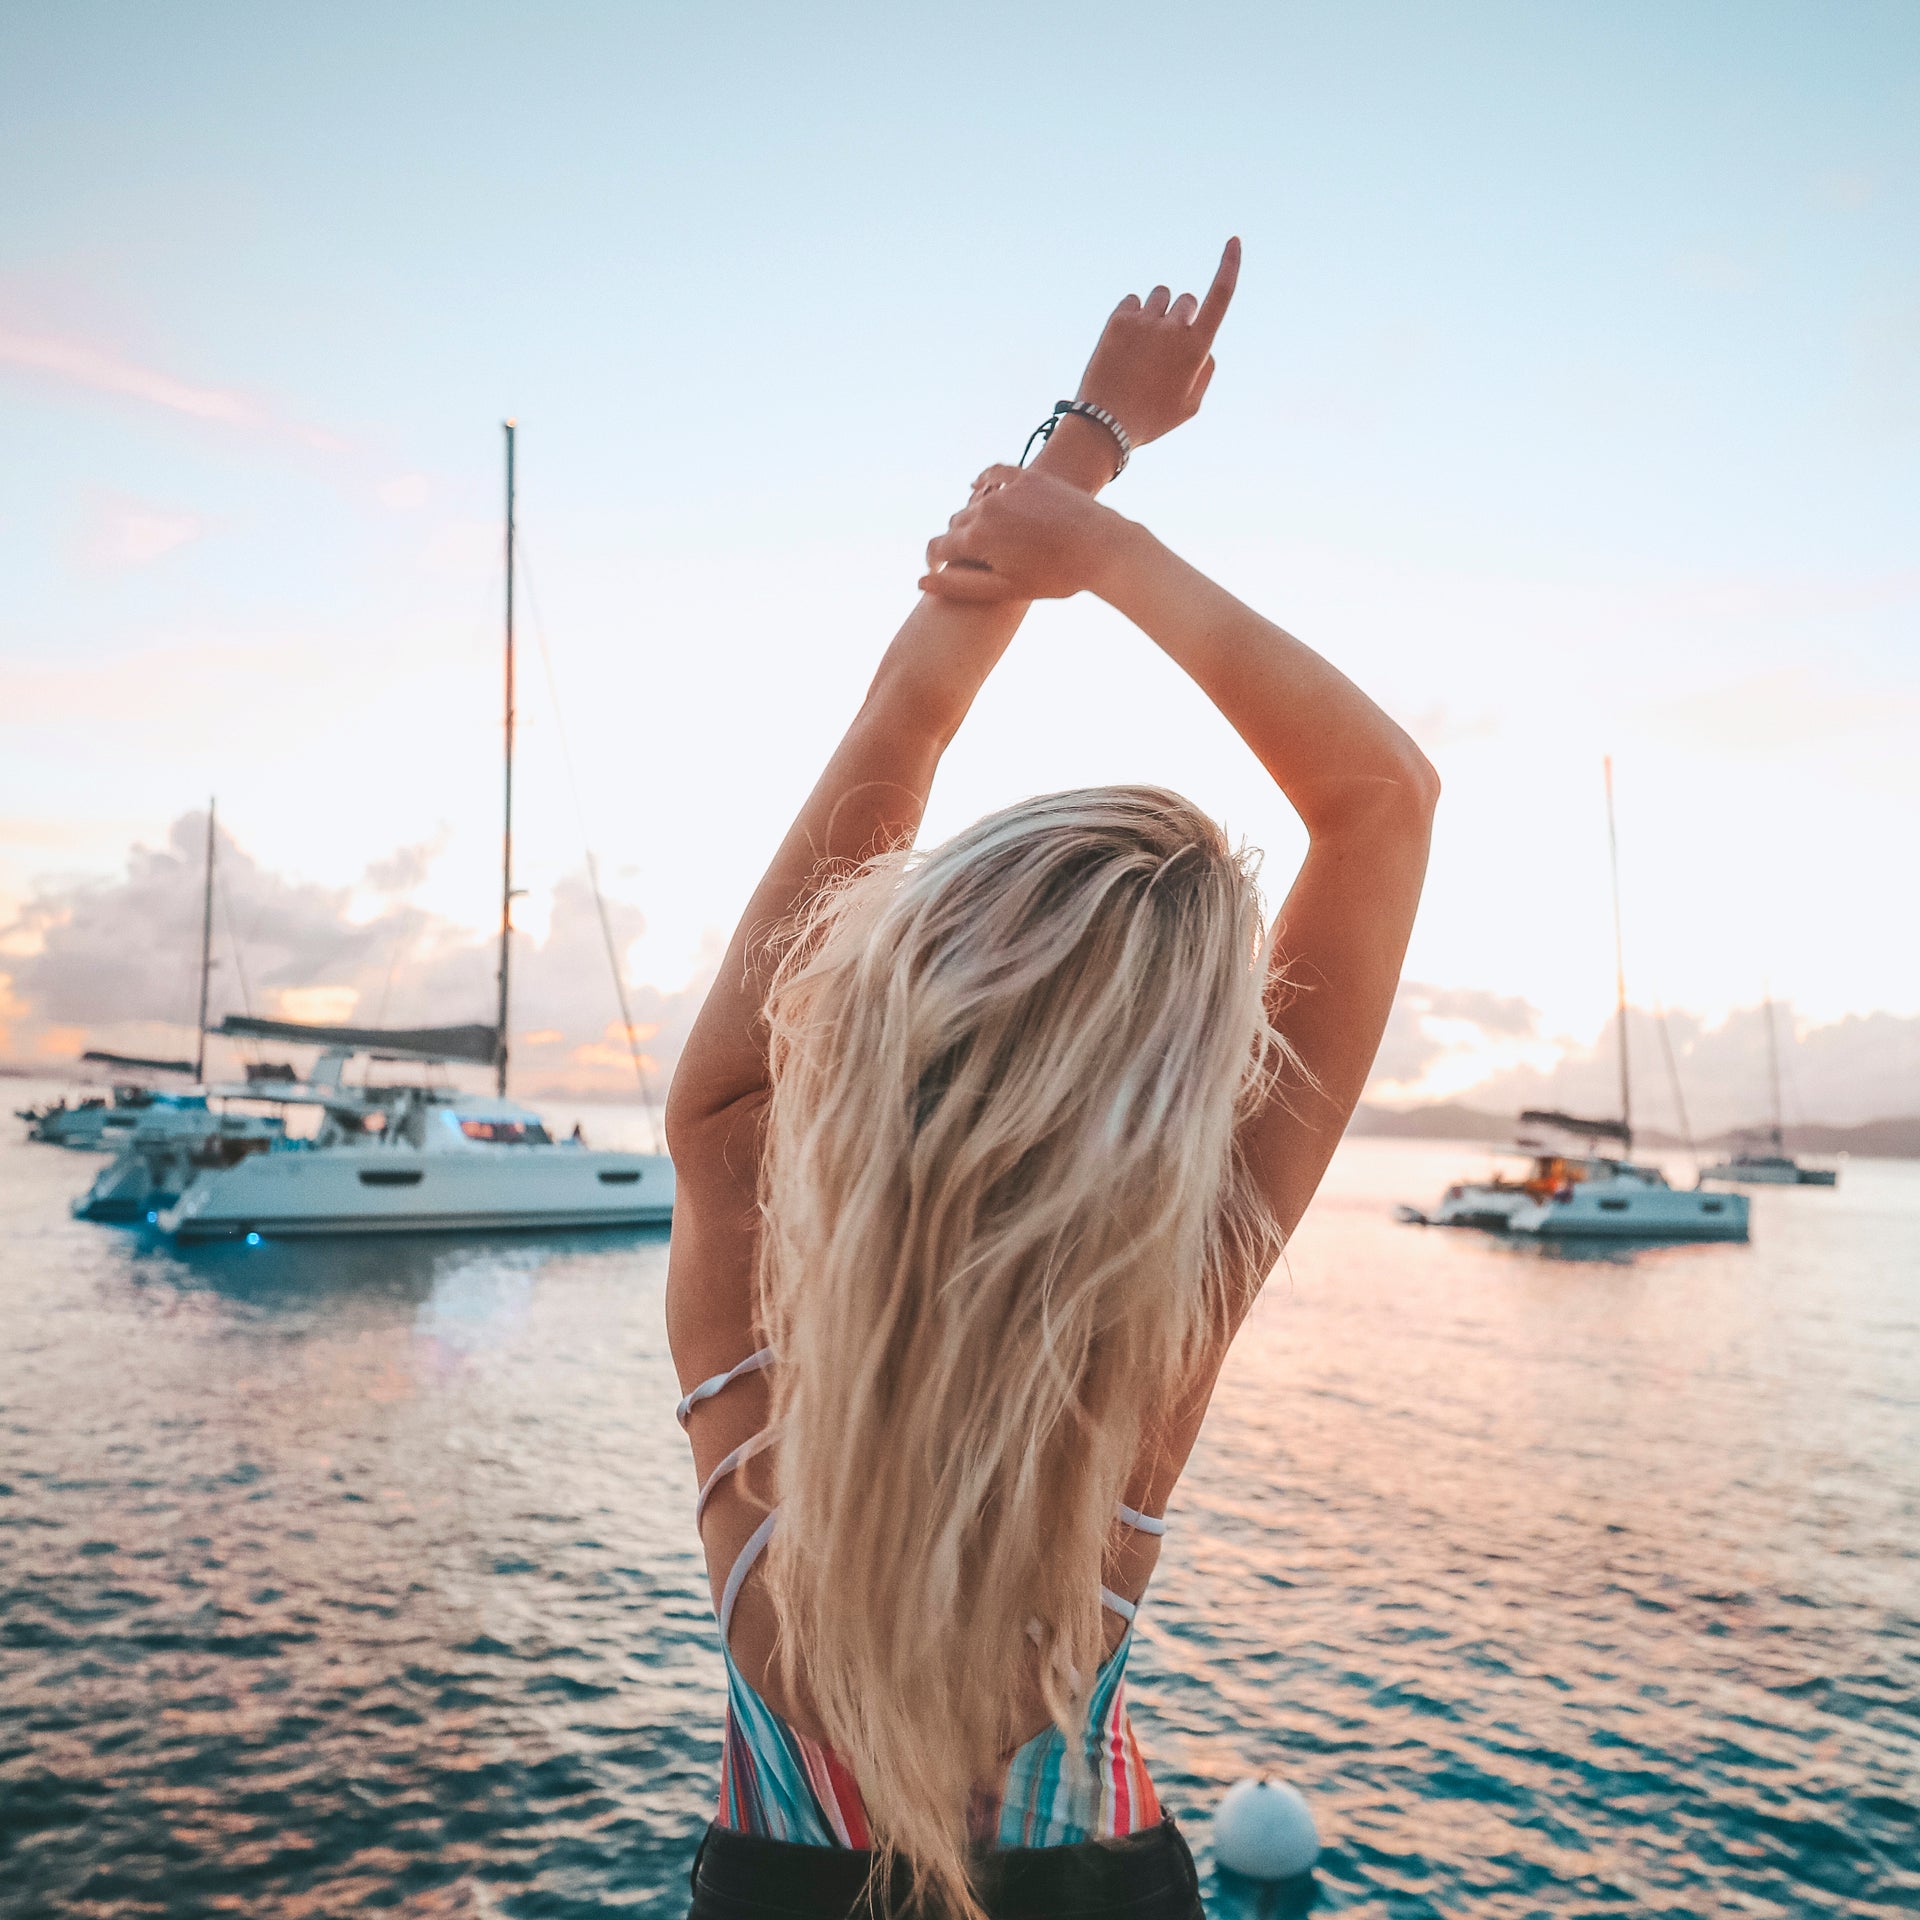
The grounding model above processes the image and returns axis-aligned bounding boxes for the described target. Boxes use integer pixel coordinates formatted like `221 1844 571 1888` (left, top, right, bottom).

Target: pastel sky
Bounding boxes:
2 3 1916 1107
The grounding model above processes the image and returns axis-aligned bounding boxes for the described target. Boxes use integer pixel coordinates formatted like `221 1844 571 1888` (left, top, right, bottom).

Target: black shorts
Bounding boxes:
687 1815 1206 1920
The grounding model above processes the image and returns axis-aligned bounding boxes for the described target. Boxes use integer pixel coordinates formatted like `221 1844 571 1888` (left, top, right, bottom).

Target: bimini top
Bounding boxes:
1518 1108 1632 1147
217 1015 501 1067
81 1049 197 1076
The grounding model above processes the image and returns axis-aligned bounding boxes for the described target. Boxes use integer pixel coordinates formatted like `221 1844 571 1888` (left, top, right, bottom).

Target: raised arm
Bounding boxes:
666 244 1244 1387
921 467 1438 1238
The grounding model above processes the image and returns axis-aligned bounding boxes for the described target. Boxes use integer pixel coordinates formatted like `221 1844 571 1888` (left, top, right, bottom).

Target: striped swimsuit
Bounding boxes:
679 1350 1166 1846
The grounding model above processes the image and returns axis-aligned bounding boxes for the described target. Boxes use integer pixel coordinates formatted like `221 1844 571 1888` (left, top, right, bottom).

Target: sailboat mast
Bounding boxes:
195 797 216 1082
1603 757 1631 1149
496 420 516 1097
1763 985 1784 1152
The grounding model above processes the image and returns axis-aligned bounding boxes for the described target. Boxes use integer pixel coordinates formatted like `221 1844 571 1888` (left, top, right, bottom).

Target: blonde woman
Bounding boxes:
667 240 1438 1919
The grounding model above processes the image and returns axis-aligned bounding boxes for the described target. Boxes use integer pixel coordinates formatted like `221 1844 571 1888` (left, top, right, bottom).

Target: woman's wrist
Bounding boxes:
1028 411 1126 494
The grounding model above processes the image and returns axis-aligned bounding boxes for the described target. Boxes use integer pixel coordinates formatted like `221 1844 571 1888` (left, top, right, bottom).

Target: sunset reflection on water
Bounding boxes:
2 1109 1915 1918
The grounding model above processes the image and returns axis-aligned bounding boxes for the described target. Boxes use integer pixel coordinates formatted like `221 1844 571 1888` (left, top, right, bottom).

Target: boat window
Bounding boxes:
457 1118 552 1146
1597 1199 1629 1211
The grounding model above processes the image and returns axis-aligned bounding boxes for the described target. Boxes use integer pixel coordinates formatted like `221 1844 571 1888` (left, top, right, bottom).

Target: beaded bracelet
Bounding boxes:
1021 399 1132 480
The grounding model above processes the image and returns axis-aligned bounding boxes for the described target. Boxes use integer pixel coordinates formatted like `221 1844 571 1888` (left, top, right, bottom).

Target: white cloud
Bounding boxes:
378 473 432 511
80 496 208 570
0 811 709 1100
0 324 344 452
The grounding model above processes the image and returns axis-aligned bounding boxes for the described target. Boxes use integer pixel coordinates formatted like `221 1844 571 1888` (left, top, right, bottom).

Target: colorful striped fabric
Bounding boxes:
715 1631 1161 1846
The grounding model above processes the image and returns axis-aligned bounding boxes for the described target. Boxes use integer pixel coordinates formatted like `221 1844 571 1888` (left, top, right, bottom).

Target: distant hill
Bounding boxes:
1748 1116 1920 1159
1348 1102 1920 1159
1347 1101 1512 1142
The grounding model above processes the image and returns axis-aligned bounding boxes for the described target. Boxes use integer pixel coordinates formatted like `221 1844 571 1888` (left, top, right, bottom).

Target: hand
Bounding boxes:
1072 237 1241 450
919 466 1136 604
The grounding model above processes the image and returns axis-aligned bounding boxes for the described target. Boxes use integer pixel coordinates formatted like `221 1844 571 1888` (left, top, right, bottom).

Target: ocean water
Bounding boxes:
2 1087 1916 1919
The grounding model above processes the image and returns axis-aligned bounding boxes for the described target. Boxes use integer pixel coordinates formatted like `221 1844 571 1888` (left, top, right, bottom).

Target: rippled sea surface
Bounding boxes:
3 1089 1917 1918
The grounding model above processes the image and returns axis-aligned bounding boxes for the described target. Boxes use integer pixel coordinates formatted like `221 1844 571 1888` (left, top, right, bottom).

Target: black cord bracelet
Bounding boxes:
1020 399 1132 480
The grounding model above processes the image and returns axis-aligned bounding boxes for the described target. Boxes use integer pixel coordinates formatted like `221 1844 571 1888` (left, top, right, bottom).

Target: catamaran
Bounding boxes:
148 423 674 1242
1399 761 1749 1243
21 1051 199 1149
152 1027 672 1240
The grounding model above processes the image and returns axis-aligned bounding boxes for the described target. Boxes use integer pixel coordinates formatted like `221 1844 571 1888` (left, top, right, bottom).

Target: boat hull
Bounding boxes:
1431 1186 1533 1230
73 1111 284 1224
28 1107 136 1150
1507 1186 1748 1240
1700 1161 1838 1187
159 1145 675 1240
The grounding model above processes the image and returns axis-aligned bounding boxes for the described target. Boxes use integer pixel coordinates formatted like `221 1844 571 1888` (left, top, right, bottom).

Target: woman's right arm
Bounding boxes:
667 247 1245 1393
921 475 1439 1237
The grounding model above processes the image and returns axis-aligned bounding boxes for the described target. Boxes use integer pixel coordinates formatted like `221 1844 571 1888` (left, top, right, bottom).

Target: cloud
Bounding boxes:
363 831 451 896
1399 999 1920 1134
78 493 208 570
1367 981 1547 1093
1634 666 1920 757
0 326 262 426
377 473 432 511
0 325 343 452
1 813 709 1100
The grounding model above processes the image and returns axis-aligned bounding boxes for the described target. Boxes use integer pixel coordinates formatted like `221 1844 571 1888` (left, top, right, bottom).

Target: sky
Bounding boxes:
2 2 1916 1117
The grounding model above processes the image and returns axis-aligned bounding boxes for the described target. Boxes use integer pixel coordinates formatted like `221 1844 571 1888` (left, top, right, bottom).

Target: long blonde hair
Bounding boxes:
759 786 1288 1911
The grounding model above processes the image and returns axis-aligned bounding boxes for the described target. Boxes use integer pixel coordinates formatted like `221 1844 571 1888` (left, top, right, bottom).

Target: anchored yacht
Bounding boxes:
1399 1111 1748 1241
74 427 675 1245
157 1030 672 1241
1396 760 1748 1244
20 1052 198 1148
1699 997 1839 1187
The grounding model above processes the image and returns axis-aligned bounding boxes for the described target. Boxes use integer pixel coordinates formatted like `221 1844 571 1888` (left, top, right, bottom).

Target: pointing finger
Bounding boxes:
1192 237 1241 351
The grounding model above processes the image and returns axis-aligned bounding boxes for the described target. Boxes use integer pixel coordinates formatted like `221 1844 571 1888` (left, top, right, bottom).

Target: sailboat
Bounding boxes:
151 423 675 1241
1400 762 1748 1241
1699 996 1839 1187
71 801 287 1220
1504 761 1747 1241
21 1052 199 1150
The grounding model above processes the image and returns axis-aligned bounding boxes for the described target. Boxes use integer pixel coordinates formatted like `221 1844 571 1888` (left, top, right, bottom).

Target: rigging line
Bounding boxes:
214 869 259 1071
371 902 418 1030
1652 996 1698 1180
512 529 666 1153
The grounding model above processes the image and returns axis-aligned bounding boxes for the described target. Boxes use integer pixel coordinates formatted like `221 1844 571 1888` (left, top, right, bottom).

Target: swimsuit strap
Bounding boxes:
717 1502 1157 1643
677 1347 774 1428
720 1509 779 1644
696 1425 781 1524
691 1351 1169 1642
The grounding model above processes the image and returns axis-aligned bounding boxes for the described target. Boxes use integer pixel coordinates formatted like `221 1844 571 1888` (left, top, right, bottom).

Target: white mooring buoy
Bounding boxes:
1213 1776 1320 1881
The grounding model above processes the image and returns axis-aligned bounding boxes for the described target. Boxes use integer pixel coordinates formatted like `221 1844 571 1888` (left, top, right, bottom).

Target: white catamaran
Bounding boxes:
1400 760 1749 1243
156 1030 673 1240
128 423 673 1241
22 1052 200 1151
